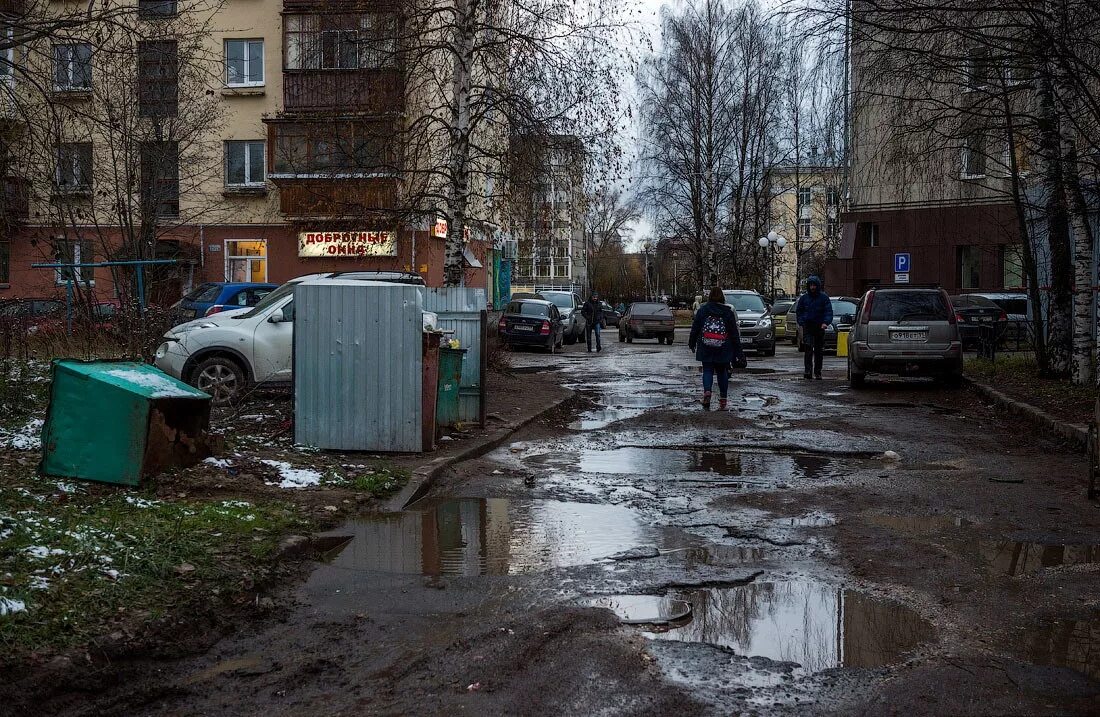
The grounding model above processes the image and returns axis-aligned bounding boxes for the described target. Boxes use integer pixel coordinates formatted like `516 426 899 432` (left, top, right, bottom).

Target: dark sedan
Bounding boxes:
619 302 675 344
796 297 860 353
497 299 564 353
950 294 1008 350
600 301 621 327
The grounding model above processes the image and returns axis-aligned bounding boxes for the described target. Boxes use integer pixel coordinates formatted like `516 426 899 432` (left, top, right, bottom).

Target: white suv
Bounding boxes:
154 272 429 404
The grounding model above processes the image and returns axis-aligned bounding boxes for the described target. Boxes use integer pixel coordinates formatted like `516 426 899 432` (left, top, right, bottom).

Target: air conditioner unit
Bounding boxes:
501 239 518 259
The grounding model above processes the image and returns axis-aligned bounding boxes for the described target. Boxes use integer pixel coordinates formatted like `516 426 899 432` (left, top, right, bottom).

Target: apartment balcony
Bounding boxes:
283 69 404 114
275 177 399 218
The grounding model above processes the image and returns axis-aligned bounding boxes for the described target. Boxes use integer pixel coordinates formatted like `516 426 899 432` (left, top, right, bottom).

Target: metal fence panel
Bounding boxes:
294 282 424 451
424 288 485 422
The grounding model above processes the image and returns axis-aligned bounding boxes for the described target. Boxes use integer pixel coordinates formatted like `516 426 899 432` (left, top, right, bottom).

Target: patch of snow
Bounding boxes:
55 481 79 494
260 459 322 489
124 496 161 508
219 500 251 508
25 545 66 559
103 569 121 581
28 576 49 590
102 368 201 399
0 418 44 450
203 457 232 469
0 597 26 616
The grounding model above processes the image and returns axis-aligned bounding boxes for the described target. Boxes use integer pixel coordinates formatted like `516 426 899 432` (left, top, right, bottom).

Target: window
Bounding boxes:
961 131 986 178
138 0 177 19
55 142 92 192
798 218 811 239
0 237 8 284
869 291 950 322
826 218 839 240
964 47 991 91
1001 244 1025 289
284 13 398 70
868 223 880 247
54 44 92 91
957 245 980 289
272 121 394 175
225 140 265 187
137 40 178 117
0 23 14 89
225 240 267 282
554 264 570 278
53 239 95 285
225 39 264 87
140 141 179 218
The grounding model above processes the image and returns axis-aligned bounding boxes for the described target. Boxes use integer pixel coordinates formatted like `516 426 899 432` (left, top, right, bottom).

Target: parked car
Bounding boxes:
950 294 1008 350
155 272 429 405
785 300 800 343
497 299 564 352
539 290 586 344
770 299 795 342
619 302 675 344
846 287 963 388
795 297 860 353
510 291 545 300
172 282 278 321
720 289 775 356
600 301 621 327
971 291 1030 347
0 298 64 333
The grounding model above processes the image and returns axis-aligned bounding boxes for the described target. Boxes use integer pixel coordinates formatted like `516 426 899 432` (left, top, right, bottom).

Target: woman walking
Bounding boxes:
688 287 745 410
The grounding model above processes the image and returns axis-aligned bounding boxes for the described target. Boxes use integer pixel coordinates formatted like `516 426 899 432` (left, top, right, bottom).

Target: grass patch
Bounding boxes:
0 470 309 652
965 354 1098 422
347 463 409 498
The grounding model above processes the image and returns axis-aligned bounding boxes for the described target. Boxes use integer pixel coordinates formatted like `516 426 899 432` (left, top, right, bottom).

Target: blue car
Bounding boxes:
173 282 277 320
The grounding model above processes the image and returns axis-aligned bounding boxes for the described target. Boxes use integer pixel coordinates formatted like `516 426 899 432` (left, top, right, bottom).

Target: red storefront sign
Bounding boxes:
298 231 397 258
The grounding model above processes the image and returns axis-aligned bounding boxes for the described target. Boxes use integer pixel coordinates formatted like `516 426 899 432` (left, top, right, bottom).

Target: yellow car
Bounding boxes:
770 299 795 341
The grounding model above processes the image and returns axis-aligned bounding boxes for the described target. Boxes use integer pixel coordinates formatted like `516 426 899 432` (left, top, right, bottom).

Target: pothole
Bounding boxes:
580 594 692 625
316 498 688 576
980 541 1100 576
648 580 933 672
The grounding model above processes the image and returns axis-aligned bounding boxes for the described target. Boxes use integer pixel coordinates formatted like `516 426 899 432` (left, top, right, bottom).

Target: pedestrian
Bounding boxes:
795 275 833 380
688 287 746 411
615 301 626 315
692 294 703 313
581 292 605 353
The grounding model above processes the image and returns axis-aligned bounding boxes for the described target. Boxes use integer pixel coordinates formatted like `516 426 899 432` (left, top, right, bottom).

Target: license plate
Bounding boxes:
741 337 753 344
514 325 534 332
978 317 992 322
891 331 927 342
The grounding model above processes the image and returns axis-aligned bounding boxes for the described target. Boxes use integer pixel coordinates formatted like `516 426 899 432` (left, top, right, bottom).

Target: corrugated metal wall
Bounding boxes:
294 282 424 451
424 288 485 422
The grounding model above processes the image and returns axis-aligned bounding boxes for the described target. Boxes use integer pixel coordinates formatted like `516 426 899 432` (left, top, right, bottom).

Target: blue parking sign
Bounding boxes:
894 253 911 273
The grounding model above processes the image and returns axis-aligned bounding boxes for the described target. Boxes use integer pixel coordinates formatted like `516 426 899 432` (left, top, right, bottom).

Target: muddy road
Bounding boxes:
31 335 1100 715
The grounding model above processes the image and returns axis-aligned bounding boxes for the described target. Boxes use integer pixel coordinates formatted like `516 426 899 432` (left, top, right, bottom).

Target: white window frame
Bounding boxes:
225 38 264 87
225 140 266 187
54 43 92 91
54 239 95 286
223 239 267 282
0 24 15 89
55 142 92 191
960 136 987 179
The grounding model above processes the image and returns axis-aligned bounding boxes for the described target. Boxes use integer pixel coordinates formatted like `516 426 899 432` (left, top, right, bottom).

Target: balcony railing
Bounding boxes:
276 176 399 217
284 70 403 113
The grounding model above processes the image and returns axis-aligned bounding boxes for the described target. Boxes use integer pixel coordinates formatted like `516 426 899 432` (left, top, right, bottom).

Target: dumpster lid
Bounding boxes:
54 360 210 400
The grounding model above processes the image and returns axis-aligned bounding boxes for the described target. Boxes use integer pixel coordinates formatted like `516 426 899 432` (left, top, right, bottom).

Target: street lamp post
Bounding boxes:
757 231 787 300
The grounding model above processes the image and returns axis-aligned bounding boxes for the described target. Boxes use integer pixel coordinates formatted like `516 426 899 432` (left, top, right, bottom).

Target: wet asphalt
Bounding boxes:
67 330 1100 715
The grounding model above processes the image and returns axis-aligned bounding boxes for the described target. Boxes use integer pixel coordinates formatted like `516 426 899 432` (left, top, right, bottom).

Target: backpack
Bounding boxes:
700 312 729 348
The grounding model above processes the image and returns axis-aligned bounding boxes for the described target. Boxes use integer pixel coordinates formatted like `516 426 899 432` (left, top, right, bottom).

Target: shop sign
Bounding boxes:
432 217 448 238
298 231 397 258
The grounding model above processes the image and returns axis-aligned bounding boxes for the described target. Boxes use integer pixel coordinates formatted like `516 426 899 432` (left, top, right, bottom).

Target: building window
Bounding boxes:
53 44 92 91
225 140 265 187
1001 244 1025 288
225 39 264 87
284 14 399 70
225 240 267 282
0 237 8 284
957 245 980 289
138 0 177 19
798 218 811 239
964 47 991 91
55 142 92 192
0 24 13 86
140 141 179 218
53 239 95 285
554 263 570 278
961 132 986 178
272 121 394 175
868 223 880 247
137 40 178 117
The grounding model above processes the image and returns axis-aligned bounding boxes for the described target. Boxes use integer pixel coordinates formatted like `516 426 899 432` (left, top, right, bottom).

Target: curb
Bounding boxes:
384 389 576 510
963 376 1089 452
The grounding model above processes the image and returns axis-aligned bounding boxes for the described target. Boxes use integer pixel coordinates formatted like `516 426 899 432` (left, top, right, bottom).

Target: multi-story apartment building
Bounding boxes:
0 0 495 302
768 161 843 296
825 21 1027 296
507 134 586 293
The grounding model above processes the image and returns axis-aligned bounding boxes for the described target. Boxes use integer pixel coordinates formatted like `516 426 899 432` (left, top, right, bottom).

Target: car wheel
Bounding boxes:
618 331 624 343
763 346 775 357
192 355 246 405
565 328 578 345
626 333 633 343
847 357 866 389
665 334 674 345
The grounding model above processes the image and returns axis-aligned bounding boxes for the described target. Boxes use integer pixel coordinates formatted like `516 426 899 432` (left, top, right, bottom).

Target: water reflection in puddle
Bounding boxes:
601 393 680 409
866 515 972 534
580 594 692 624
320 498 675 576
650 581 933 671
782 512 837 527
980 541 1100 576
568 408 644 431
531 448 855 481
1024 617 1100 680
684 545 768 568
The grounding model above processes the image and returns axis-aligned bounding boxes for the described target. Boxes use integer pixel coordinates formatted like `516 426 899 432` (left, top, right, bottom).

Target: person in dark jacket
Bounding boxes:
688 287 746 410
795 275 833 380
581 292 605 352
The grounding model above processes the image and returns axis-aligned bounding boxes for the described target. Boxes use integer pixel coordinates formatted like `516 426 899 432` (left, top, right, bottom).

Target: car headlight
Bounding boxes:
757 318 772 328
155 342 170 360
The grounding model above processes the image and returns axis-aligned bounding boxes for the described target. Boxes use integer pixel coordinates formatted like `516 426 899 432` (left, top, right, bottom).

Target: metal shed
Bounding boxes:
294 280 425 452
39 360 212 486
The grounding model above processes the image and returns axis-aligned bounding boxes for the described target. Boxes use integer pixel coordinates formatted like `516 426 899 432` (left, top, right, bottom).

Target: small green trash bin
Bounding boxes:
436 347 466 431
39 360 213 486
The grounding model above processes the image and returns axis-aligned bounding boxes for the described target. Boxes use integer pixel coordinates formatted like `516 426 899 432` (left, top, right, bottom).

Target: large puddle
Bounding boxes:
1023 617 1100 680
568 408 644 431
531 447 855 481
649 580 933 672
319 498 679 576
979 541 1100 576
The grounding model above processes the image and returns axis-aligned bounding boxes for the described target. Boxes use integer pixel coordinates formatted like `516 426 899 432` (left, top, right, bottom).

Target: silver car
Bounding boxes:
846 287 963 388
539 290 587 345
720 289 776 356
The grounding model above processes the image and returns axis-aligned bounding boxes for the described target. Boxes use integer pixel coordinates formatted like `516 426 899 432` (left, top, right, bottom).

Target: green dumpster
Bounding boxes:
436 347 466 432
40 360 213 486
